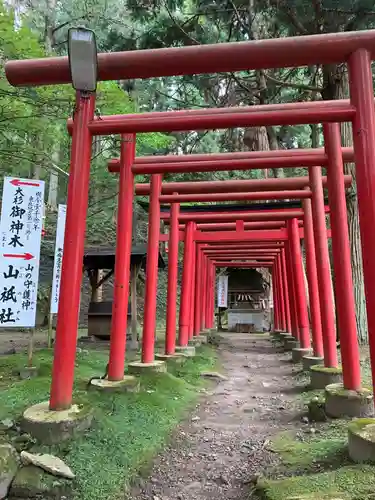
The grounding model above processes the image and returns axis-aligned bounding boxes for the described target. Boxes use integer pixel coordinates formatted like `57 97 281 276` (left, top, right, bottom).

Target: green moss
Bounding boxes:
326 384 373 400
348 418 375 434
270 423 348 471
0 444 19 475
11 465 72 498
310 365 342 374
307 396 327 422
262 355 375 500
67 402 93 421
257 465 375 500
0 345 218 500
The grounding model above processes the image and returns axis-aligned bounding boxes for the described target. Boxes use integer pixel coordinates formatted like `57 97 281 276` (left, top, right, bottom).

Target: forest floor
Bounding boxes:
128 333 375 500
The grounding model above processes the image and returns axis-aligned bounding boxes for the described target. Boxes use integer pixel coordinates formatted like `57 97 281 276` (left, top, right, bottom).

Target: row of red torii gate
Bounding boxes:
5 29 375 418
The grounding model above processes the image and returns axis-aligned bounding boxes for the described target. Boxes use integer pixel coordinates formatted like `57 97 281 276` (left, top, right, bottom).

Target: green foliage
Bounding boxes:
0 345 218 500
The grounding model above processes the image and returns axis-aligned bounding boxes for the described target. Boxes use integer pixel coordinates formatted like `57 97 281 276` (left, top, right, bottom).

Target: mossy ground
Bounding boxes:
310 365 343 374
325 384 373 399
0 344 218 500
256 350 375 500
348 418 375 433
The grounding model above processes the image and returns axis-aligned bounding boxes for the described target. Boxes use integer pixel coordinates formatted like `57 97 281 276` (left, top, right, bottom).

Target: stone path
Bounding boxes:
129 333 304 500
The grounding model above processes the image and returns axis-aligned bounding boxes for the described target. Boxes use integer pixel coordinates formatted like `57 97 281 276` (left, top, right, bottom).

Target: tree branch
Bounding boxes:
344 5 375 31
230 73 254 96
264 73 323 92
227 0 249 33
52 16 91 34
163 1 200 45
269 0 308 35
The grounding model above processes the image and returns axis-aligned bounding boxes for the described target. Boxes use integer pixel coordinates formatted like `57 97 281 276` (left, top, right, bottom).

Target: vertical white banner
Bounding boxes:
217 275 228 308
0 177 45 327
50 204 66 314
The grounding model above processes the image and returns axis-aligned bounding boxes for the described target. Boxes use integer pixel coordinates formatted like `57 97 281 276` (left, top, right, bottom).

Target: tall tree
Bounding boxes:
262 0 375 342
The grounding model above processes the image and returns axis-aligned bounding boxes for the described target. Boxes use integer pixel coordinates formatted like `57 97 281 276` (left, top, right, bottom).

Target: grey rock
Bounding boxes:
0 444 19 499
0 419 14 431
18 367 38 380
200 371 228 381
3 347 16 355
243 407 255 413
217 474 229 485
10 465 73 498
20 452 74 479
11 434 35 453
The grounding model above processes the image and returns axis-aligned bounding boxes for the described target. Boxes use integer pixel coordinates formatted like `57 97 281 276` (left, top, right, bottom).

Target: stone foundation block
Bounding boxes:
21 401 93 444
284 339 299 351
270 330 282 338
302 355 324 371
89 375 140 393
325 383 374 418
18 366 39 380
189 337 202 347
155 353 187 365
195 335 208 344
292 347 312 364
279 332 293 341
280 332 294 339
127 360 167 375
174 345 196 357
348 418 375 463
309 365 342 390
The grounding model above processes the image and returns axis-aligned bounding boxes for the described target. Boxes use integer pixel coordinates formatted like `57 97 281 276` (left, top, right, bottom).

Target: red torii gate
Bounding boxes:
6 29 374 412
157 195 329 358
134 174 352 195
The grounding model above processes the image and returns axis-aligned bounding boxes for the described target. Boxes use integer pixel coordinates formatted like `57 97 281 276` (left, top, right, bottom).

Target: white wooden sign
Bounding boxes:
50 204 66 314
0 177 45 327
217 275 228 308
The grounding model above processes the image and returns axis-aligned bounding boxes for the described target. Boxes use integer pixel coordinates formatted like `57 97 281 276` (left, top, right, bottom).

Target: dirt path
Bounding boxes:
130 333 305 500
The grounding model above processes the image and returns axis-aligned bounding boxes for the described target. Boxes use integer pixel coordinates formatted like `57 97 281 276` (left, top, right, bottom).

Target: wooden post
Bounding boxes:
90 269 99 302
27 328 35 368
96 270 103 302
47 284 54 348
130 263 139 348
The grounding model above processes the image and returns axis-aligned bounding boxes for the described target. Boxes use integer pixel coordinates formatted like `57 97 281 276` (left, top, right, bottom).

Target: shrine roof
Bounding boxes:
138 199 329 213
82 244 166 270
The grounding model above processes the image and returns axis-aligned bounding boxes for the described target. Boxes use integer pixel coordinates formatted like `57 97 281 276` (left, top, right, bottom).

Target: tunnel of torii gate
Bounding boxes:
6 29 375 419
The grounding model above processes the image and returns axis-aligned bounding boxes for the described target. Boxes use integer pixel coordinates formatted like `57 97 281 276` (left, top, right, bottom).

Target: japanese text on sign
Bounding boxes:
50 204 66 314
0 177 45 327
217 275 228 308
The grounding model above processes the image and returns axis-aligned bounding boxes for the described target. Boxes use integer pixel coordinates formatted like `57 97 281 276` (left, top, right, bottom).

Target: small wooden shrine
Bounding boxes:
83 245 165 342
226 268 271 332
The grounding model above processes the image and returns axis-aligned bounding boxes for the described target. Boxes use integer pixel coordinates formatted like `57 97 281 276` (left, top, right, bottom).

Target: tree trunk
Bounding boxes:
243 0 272 177
130 264 139 346
45 0 60 212
267 126 284 178
47 146 59 211
322 65 367 344
30 135 41 179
